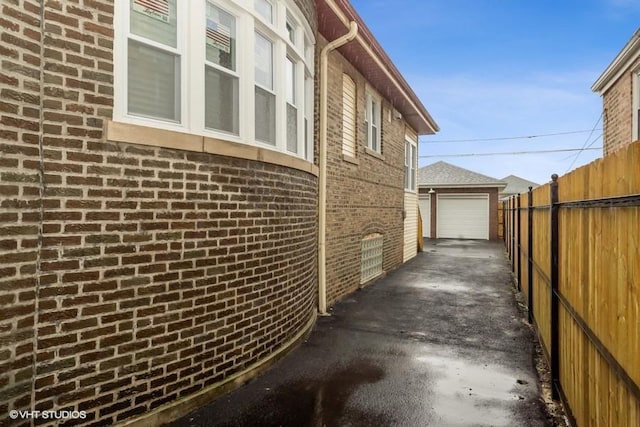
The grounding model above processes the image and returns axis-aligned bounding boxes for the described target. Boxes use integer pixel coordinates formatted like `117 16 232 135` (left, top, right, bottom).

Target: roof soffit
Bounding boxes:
592 29 640 95
316 0 439 135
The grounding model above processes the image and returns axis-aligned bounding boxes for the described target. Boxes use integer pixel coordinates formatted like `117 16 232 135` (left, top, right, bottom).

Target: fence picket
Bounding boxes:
504 141 640 426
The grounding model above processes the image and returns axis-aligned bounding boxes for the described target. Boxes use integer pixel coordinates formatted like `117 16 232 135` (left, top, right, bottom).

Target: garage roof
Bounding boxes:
418 161 506 189
500 175 539 195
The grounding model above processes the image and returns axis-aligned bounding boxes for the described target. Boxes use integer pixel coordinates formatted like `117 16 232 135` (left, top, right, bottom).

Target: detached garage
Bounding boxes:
418 162 506 240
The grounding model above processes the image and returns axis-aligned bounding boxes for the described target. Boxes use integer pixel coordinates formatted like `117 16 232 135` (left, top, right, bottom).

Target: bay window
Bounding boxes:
127 0 181 122
114 0 315 161
254 32 276 145
286 56 298 153
254 0 274 24
205 3 238 135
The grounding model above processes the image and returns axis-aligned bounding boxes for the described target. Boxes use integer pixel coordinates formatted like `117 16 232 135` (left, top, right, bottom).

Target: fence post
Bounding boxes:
527 186 533 325
550 174 560 401
507 198 511 258
511 196 516 271
505 199 510 257
506 196 513 262
516 194 521 291
502 200 507 245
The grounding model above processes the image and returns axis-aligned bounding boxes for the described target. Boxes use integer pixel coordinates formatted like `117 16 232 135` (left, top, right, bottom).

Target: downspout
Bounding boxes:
318 21 358 315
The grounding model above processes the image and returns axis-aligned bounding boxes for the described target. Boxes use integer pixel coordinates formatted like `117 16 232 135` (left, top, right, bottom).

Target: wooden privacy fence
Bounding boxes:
503 141 640 427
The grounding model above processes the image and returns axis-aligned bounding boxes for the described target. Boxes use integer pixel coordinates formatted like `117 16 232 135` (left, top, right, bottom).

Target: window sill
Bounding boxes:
365 146 384 161
105 121 319 177
342 154 359 165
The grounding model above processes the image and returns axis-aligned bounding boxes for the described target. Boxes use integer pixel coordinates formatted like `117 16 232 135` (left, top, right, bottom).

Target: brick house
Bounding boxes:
418 161 505 240
316 0 439 308
0 0 435 425
592 28 640 156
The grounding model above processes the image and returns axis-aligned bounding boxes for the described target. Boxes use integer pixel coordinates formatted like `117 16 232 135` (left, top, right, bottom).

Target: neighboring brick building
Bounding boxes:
592 28 640 156
316 0 439 306
0 0 436 425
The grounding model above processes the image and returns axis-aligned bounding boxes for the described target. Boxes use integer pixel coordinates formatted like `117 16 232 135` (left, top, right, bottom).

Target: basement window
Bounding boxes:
361 233 383 284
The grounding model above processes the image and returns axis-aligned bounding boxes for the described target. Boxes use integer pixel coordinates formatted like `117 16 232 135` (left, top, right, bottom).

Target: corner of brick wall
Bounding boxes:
601 56 640 156
323 49 406 306
1 1 319 425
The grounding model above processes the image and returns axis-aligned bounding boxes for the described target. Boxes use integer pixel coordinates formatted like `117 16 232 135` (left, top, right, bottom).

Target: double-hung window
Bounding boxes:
127 0 182 123
114 0 315 161
365 90 382 153
254 31 276 144
284 13 299 154
404 138 417 191
285 55 297 152
205 3 239 135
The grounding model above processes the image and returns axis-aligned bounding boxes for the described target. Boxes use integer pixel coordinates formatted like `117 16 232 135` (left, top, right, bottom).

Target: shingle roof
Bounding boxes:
417 161 505 188
500 175 539 195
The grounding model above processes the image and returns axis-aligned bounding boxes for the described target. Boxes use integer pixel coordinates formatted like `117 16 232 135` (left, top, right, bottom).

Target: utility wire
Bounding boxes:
421 129 603 144
564 114 603 173
419 147 601 158
559 133 602 161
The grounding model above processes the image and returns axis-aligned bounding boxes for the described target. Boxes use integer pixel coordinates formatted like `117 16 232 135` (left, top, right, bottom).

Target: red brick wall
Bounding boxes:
322 37 409 305
602 56 640 156
0 0 318 425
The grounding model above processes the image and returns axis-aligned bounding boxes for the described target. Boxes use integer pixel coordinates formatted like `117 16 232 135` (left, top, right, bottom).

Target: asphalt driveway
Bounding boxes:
169 239 552 427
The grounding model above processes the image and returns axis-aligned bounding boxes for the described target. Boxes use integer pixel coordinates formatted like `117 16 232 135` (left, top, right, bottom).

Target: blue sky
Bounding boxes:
350 0 640 184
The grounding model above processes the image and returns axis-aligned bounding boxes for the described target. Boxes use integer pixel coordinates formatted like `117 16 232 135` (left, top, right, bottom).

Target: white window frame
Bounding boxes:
404 135 417 192
303 35 314 160
114 0 188 128
254 0 275 25
365 88 382 153
202 2 241 137
113 0 315 162
254 29 277 145
304 69 314 160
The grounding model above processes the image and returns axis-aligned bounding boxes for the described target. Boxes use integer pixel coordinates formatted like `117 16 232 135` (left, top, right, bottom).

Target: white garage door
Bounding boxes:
437 194 489 240
418 196 430 238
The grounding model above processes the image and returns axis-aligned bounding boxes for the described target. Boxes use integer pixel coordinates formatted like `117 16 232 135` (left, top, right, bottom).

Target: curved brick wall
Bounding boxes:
1 138 319 426
1 139 319 426
294 0 317 32
0 0 318 425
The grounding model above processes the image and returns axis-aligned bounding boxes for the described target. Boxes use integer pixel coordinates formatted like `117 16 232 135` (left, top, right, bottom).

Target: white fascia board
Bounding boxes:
592 29 640 95
418 183 507 190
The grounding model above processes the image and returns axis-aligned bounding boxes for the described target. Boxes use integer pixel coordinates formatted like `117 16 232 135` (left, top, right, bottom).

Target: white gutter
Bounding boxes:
318 20 358 315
